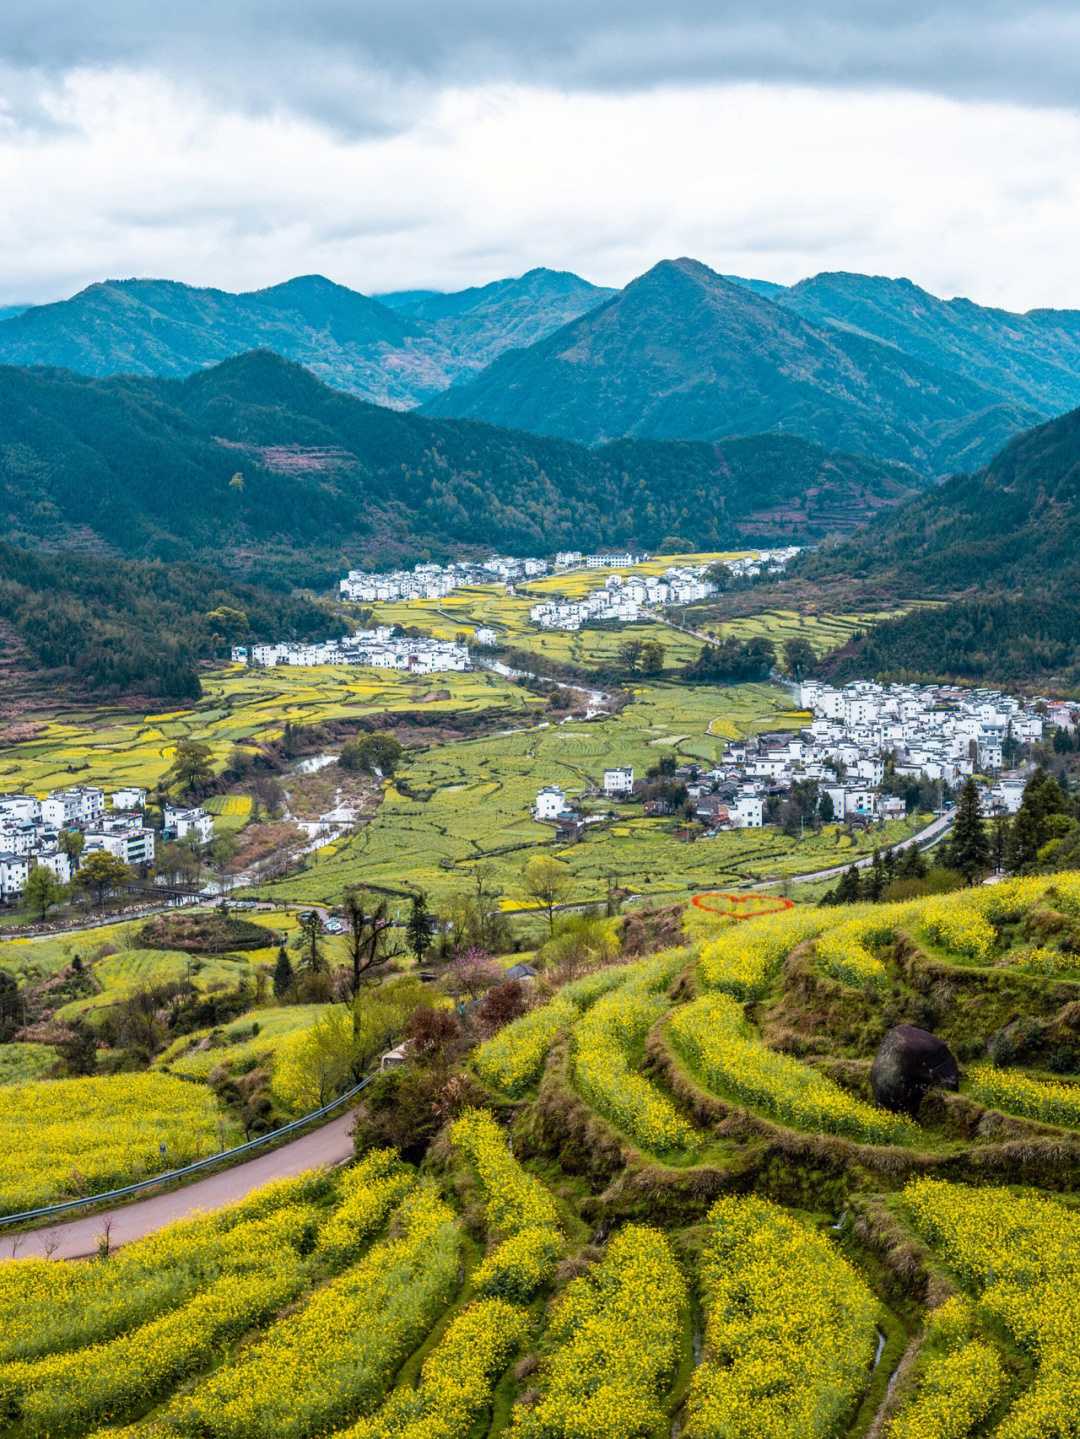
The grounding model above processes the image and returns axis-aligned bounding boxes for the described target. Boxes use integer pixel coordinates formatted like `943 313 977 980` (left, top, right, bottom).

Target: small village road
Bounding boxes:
2 1108 357 1263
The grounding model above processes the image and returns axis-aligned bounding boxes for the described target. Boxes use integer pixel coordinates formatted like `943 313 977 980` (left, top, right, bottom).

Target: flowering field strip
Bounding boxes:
891 1340 1005 1439
966 1065 1080 1129
560 965 635 1008
335 1297 529 1439
668 993 917 1145
0 1072 224 1215
472 953 678 1098
918 896 997 963
903 1177 1080 1439
316 1149 414 1267
685 1195 879 1439
167 1187 461 1439
915 874 1080 964
510 1224 686 1439
473 995 579 1097
0 1225 313 1437
0 1198 320 1365
698 907 825 1000
814 903 916 989
572 981 695 1154
451 1108 562 1302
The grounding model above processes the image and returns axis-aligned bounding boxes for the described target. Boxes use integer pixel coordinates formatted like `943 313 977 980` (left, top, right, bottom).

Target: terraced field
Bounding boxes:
6 876 1080 1435
0 667 536 795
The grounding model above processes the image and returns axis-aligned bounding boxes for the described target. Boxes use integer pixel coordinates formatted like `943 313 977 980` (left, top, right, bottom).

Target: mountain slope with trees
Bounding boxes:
424 258 1040 475
0 351 925 585
0 543 338 700
774 271 1080 418
803 404 1080 686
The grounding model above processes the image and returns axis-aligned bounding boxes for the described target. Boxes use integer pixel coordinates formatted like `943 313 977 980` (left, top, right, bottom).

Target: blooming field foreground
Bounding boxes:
7 874 1080 1434
0 1072 226 1214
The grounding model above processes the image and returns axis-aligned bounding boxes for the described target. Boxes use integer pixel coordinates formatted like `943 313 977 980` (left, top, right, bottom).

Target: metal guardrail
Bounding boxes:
0 1074 375 1230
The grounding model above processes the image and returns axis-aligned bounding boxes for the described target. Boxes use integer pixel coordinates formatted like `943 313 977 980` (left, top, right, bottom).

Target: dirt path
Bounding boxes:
2 1109 357 1263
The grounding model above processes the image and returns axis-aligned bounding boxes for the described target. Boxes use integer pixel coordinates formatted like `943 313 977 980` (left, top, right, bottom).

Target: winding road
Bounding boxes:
2 1108 358 1263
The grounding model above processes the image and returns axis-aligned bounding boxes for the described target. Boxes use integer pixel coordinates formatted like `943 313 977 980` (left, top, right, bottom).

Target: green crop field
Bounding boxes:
252 680 918 909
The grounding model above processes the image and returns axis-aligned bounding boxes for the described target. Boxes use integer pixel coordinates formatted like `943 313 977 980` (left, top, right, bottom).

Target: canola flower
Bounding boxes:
572 982 695 1153
474 1225 563 1303
0 1199 319 1365
316 1149 414 1266
685 1195 879 1439
474 996 579 1097
903 1177 1080 1439
511 1224 686 1439
890 1340 1005 1439
451 1108 559 1234
474 951 686 1099
452 1107 561 1301
669 993 917 1145
814 904 915 989
0 1236 310 1436
918 897 997 964
0 1072 223 1214
698 907 825 1000
167 1186 460 1439
967 1064 1080 1130
1012 944 1080 977
335 1298 528 1439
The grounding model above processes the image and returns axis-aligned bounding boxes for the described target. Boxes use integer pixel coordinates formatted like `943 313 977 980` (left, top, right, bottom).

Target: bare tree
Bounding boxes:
341 887 403 1035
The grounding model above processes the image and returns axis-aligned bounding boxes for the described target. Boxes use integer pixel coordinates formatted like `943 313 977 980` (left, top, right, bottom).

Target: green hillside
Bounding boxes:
801 405 1080 686
0 351 923 586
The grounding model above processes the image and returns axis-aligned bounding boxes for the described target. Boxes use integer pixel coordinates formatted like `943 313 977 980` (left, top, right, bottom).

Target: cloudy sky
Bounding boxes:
2 1 1079 309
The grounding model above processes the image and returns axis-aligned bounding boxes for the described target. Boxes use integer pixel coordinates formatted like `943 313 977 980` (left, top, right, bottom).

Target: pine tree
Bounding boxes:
947 777 990 884
898 843 926 880
865 849 886 901
835 864 862 904
406 891 431 965
273 945 294 1000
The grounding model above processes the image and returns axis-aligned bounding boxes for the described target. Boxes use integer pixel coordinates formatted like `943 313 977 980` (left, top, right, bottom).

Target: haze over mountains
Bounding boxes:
8 258 1080 478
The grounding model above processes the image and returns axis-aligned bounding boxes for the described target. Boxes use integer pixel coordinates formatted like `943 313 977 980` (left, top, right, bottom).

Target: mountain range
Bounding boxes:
0 351 920 587
425 258 1045 475
0 270 614 410
9 260 1080 475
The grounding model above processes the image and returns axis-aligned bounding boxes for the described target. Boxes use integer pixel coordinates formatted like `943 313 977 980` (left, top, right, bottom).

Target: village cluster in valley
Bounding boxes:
0 787 214 903
531 680 1070 838
528 550 800 631
238 549 803 669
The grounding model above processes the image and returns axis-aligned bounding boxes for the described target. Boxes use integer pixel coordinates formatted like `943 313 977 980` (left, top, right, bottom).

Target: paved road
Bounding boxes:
749 811 954 890
2 1109 358 1263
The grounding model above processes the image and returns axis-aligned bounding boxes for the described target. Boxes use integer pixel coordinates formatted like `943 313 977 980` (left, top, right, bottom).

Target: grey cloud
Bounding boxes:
2 2 1079 135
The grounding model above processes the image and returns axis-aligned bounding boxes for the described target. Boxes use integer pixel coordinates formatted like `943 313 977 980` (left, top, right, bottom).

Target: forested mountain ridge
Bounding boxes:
0 270 614 409
799 404 1080 687
423 258 1041 475
0 351 924 587
801 404 1080 594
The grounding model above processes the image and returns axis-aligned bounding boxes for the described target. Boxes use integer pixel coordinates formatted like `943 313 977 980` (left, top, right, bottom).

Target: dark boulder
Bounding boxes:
871 1025 959 1117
